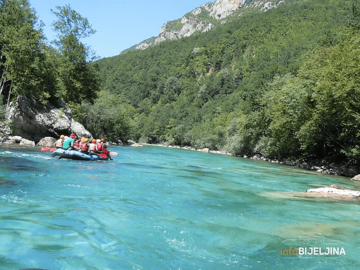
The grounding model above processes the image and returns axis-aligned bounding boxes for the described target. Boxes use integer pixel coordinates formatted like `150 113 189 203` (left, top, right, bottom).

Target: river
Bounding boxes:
0 145 359 269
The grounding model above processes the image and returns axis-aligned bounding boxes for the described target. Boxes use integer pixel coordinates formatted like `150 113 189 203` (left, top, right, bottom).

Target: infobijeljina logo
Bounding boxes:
281 234 345 256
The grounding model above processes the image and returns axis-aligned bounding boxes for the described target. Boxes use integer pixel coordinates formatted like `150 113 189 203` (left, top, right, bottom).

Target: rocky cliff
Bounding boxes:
134 0 285 51
5 95 91 143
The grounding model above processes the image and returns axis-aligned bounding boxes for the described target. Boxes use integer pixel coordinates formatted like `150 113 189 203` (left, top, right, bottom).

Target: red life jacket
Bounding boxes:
55 139 63 148
102 148 110 155
96 143 103 152
74 140 80 148
80 142 88 152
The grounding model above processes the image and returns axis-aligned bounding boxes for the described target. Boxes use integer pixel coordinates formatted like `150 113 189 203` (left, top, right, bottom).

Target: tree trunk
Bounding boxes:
6 81 12 109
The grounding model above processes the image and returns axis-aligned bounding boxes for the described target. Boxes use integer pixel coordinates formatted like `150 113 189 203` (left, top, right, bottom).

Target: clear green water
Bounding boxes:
0 145 360 269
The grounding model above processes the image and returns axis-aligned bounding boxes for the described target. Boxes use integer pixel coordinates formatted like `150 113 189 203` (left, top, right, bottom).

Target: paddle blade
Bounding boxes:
41 147 50 151
49 148 56 152
110 152 118 156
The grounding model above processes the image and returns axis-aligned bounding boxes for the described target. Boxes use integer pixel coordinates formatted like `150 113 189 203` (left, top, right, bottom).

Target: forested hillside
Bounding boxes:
2 0 360 163
94 0 360 163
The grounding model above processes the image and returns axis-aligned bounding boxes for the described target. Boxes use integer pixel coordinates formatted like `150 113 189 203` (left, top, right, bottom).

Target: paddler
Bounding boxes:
54 135 65 149
89 139 97 154
62 133 76 150
74 136 81 150
80 137 89 154
96 138 111 159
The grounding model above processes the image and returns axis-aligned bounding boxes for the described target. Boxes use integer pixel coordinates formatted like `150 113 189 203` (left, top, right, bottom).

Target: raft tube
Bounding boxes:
52 148 110 161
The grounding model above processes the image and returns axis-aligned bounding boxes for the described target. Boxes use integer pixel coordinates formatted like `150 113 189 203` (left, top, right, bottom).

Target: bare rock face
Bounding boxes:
210 0 247 19
7 95 92 142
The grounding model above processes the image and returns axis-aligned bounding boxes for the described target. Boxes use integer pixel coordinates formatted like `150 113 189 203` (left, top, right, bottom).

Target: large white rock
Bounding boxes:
37 137 57 147
19 138 35 147
6 95 92 142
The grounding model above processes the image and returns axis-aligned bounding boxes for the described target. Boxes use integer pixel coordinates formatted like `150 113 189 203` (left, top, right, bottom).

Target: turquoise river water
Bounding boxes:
0 145 360 269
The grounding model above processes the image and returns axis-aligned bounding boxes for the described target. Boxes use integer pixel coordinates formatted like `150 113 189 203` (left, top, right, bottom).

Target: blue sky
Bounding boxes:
29 0 211 59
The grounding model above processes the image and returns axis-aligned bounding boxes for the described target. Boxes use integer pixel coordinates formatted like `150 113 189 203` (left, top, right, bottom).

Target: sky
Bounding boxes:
29 0 212 59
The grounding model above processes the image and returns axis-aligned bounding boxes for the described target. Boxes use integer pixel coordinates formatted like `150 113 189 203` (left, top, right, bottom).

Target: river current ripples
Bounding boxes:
0 145 360 269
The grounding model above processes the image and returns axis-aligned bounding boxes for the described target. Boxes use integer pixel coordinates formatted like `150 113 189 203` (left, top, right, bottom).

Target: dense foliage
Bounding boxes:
0 0 100 107
96 0 360 163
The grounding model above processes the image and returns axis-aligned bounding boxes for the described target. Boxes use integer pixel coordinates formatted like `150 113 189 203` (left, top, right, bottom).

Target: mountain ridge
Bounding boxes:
127 0 285 52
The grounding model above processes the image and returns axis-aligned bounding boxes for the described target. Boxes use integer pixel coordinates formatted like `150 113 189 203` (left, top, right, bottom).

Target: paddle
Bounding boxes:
110 152 118 156
99 153 112 160
41 147 57 152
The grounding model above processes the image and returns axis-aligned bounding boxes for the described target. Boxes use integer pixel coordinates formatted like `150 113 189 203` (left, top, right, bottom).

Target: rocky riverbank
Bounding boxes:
139 142 360 179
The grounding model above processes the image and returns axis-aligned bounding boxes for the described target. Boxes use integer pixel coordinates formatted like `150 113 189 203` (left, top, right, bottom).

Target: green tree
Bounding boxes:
52 4 100 104
80 91 134 141
0 0 51 103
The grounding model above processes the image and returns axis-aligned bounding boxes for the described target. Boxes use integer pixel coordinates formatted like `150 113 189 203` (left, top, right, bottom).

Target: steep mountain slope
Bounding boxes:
133 0 285 51
96 0 358 162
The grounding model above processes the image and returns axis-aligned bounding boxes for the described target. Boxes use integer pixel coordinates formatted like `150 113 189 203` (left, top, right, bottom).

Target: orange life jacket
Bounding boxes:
55 139 63 148
80 141 88 152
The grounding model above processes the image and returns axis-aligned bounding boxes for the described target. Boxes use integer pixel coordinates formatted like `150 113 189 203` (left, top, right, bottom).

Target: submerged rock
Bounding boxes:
260 185 360 202
306 185 360 197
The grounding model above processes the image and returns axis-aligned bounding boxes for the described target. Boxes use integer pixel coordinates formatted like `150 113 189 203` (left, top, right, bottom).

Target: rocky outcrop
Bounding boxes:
0 122 11 142
209 0 247 19
248 0 285 11
6 95 91 142
135 0 287 51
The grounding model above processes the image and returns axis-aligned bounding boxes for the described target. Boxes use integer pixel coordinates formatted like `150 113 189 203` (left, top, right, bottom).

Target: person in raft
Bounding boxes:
96 138 111 157
55 135 65 149
74 136 82 150
62 133 76 150
89 139 97 154
80 137 89 154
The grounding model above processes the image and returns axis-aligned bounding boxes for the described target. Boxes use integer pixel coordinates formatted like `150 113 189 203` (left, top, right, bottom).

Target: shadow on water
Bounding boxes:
0 156 42 172
0 178 16 186
121 162 165 170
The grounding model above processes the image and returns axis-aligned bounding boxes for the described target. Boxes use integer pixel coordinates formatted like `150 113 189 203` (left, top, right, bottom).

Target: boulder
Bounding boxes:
127 140 135 145
8 136 22 143
6 95 92 142
131 143 143 148
351 174 360 181
19 138 35 147
37 137 57 147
